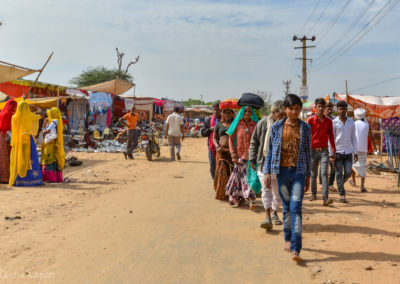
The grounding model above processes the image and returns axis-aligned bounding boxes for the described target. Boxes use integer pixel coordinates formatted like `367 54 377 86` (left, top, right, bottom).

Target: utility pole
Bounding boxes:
283 80 291 96
345 80 348 95
293 35 316 101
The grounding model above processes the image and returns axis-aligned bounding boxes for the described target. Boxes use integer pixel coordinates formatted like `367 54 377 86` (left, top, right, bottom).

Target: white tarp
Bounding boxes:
0 61 38 84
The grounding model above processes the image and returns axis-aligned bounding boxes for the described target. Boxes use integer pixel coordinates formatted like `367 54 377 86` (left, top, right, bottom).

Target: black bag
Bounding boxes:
238 93 264 109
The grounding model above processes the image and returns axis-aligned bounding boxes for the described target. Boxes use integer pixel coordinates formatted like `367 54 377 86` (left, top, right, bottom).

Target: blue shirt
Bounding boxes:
264 118 312 177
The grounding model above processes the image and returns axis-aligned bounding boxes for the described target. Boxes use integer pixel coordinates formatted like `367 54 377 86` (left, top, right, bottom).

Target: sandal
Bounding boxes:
271 213 283 225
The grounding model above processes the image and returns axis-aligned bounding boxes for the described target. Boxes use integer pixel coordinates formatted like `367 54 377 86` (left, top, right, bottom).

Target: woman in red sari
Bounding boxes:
0 100 18 183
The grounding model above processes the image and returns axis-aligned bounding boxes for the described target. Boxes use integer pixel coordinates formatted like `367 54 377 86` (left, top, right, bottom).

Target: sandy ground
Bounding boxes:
0 137 399 283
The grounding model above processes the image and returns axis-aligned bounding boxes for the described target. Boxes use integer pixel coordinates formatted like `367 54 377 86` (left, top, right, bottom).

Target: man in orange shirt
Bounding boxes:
119 106 144 159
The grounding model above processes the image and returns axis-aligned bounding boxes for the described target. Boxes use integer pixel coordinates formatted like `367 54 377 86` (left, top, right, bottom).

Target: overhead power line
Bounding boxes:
316 0 351 43
298 0 321 34
312 0 399 71
350 75 400 92
314 0 376 64
308 0 332 35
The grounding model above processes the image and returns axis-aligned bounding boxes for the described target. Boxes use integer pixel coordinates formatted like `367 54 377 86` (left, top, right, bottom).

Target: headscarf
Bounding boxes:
354 108 366 120
47 107 65 169
9 101 40 186
226 106 259 136
0 100 17 134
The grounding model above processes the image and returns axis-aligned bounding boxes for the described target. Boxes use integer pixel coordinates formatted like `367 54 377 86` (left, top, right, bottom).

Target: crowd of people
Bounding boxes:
201 93 374 263
0 100 66 187
0 94 375 263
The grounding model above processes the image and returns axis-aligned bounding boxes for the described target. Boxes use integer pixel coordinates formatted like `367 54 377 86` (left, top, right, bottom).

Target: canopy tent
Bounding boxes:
0 79 66 98
0 96 58 110
81 79 135 95
0 60 38 84
335 93 400 119
134 97 153 120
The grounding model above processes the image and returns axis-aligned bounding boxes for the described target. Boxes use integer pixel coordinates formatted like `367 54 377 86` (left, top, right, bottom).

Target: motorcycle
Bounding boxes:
141 131 161 161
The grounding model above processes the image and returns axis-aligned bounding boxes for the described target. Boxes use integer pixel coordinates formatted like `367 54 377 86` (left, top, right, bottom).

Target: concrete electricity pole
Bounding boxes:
283 80 291 96
293 35 316 101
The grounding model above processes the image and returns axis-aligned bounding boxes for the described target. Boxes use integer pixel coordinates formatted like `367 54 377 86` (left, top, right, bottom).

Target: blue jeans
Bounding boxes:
311 149 330 200
335 153 353 196
208 149 216 180
276 167 305 253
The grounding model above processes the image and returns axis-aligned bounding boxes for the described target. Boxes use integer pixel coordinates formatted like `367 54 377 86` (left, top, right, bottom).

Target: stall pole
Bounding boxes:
24 52 54 100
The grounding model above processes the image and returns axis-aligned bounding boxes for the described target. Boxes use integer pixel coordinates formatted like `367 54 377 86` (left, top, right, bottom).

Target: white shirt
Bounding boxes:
355 119 369 153
329 117 358 156
166 112 183 136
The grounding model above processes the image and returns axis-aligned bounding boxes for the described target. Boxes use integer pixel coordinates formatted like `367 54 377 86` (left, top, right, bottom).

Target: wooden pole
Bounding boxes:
345 80 348 95
0 60 39 72
24 52 54 100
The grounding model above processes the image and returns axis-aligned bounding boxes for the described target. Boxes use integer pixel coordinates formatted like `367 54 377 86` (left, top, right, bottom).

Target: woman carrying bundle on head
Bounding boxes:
41 107 65 182
212 100 237 201
9 101 43 187
0 99 18 183
225 93 263 210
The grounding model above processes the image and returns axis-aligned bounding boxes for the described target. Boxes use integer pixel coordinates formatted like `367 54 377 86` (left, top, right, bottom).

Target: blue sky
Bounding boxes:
0 0 399 102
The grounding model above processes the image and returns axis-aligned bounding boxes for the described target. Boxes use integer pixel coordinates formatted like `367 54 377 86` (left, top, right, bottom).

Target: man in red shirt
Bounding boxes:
307 98 336 206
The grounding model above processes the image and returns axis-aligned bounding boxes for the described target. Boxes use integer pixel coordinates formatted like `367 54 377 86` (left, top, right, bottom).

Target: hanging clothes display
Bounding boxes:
89 92 112 131
67 99 88 135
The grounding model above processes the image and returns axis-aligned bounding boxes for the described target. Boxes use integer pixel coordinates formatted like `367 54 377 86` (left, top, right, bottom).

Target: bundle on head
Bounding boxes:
237 93 264 109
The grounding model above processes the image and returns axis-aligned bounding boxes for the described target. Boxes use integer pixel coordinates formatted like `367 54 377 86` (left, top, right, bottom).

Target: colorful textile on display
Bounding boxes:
9 101 41 186
382 118 400 152
335 93 400 119
89 92 112 115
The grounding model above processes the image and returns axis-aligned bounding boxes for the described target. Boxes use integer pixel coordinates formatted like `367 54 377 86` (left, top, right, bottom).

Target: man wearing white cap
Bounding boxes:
351 108 370 192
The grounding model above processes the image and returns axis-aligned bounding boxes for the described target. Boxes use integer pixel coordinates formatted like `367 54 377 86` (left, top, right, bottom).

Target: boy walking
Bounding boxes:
264 94 311 263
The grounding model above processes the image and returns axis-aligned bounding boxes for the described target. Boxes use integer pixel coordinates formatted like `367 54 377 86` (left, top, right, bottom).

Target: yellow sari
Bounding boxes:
9 101 40 186
44 107 65 169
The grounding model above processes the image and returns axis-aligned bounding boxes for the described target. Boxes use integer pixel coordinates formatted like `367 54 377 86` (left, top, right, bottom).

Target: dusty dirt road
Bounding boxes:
0 137 399 283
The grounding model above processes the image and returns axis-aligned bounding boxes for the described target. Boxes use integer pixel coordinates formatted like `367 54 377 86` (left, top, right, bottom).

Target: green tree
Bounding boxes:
69 66 133 87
